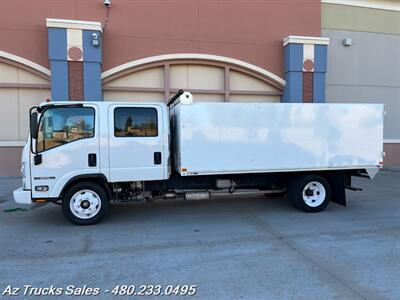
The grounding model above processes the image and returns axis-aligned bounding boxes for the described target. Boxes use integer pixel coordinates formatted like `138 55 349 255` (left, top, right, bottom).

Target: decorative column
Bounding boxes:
282 36 329 103
46 19 103 101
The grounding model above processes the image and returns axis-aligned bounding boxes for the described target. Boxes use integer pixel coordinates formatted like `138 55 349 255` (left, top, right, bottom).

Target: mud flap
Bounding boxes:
324 171 346 206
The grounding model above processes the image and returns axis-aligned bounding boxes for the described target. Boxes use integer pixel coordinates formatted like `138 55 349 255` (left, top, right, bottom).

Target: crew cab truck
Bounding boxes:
13 91 384 225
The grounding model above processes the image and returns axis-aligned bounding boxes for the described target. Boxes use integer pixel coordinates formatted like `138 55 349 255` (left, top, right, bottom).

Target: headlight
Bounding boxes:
20 162 26 177
21 162 27 189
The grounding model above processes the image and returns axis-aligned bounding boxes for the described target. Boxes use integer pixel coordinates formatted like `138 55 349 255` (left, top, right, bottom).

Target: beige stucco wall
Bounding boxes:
322 2 400 165
103 63 281 103
0 62 50 142
322 3 400 35
0 61 50 176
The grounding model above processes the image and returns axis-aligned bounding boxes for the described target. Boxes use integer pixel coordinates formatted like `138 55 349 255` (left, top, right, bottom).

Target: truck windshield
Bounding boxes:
36 107 95 153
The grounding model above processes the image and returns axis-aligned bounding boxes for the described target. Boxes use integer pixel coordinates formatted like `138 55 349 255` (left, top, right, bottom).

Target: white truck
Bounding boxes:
13 91 384 225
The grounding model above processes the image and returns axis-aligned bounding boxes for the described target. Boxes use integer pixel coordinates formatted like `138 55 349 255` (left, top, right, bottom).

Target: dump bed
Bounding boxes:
170 102 384 176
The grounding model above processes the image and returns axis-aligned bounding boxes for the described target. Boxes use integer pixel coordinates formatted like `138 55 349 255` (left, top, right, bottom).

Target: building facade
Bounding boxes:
0 0 398 176
322 0 400 165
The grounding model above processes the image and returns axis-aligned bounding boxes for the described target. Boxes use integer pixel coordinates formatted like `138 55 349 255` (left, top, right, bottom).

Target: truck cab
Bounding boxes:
14 101 170 223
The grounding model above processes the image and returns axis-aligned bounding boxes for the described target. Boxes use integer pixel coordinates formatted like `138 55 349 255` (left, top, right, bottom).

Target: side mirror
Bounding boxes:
30 112 38 139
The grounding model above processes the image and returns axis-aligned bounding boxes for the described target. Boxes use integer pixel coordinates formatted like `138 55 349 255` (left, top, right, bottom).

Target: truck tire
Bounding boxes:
288 175 331 212
62 181 109 225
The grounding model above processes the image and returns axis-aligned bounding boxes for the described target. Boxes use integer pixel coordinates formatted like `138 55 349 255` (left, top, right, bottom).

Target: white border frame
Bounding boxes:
384 139 400 144
46 18 102 32
321 0 400 12
0 141 27 147
0 51 51 77
283 36 330 47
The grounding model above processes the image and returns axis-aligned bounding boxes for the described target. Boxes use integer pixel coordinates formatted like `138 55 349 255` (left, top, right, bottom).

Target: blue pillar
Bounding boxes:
82 29 103 101
313 45 328 103
282 43 303 102
48 28 68 101
46 19 103 101
282 36 329 103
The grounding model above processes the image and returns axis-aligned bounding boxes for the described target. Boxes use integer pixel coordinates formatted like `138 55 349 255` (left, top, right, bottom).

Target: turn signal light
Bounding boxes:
34 199 47 203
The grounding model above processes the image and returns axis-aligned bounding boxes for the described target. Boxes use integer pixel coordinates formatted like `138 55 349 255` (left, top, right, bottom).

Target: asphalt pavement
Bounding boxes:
0 170 399 299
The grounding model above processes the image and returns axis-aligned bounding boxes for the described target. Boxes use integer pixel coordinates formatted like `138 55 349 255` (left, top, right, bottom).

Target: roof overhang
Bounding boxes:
46 18 102 32
283 36 330 47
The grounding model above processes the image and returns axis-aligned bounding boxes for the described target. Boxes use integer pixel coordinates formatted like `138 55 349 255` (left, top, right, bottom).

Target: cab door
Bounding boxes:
30 104 99 199
108 104 166 182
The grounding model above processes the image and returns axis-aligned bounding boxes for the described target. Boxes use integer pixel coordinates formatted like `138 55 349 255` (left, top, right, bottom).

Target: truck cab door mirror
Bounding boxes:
30 112 38 139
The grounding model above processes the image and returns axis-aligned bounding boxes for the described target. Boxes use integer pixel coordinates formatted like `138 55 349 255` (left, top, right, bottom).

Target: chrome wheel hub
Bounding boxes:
70 189 101 219
302 181 326 207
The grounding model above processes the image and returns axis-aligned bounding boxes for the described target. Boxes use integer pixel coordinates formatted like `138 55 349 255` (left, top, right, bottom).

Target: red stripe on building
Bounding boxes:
303 72 313 103
68 61 84 101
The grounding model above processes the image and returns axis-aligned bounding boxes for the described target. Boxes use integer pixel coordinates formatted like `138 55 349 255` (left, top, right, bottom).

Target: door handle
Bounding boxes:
88 153 97 167
34 154 42 165
154 152 161 165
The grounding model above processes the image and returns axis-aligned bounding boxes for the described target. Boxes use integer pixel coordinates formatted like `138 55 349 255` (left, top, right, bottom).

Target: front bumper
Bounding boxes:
13 187 32 205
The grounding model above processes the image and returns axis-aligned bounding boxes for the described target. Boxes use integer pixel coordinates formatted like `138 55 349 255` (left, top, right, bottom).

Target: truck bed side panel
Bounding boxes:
172 103 384 175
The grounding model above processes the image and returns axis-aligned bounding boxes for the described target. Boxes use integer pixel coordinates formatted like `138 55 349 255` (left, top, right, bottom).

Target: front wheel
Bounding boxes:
62 182 109 225
288 174 331 212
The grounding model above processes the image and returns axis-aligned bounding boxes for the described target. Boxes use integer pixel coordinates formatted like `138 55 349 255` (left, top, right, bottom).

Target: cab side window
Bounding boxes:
36 107 95 153
114 107 158 137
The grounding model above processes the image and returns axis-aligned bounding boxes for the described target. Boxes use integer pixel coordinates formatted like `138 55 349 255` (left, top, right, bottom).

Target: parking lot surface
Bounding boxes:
0 170 399 299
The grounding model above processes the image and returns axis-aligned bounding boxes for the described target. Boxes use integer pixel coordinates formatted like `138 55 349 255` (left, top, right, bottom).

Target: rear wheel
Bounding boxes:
62 182 109 225
288 175 331 212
